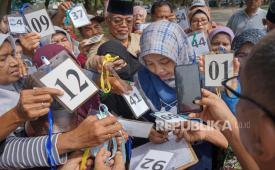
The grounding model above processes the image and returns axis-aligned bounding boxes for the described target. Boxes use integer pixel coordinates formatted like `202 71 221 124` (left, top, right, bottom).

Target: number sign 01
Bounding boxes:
135 150 174 170
205 53 233 87
24 9 55 37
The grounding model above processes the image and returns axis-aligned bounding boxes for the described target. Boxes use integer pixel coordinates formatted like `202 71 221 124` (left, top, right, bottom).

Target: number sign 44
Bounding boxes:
135 150 174 170
204 53 234 87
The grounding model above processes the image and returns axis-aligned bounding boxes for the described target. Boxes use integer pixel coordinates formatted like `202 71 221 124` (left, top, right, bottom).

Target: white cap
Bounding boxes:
191 0 206 8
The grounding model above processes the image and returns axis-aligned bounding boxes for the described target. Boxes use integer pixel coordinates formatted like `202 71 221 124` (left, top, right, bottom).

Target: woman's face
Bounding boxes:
190 13 211 32
235 42 254 68
143 54 176 80
51 33 72 52
0 16 8 34
211 33 232 53
0 41 20 84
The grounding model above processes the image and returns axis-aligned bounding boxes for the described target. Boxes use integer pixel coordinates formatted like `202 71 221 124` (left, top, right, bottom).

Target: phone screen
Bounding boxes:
175 64 202 114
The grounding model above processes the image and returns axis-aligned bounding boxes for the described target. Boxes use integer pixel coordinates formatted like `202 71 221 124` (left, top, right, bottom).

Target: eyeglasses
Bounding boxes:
109 16 133 25
191 19 209 26
222 76 275 122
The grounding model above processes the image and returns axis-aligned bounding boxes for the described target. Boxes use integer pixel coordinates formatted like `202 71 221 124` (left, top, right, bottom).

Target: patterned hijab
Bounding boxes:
232 29 266 52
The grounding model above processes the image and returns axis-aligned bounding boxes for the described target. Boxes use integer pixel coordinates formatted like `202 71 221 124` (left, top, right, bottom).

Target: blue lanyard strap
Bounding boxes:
64 4 76 26
93 104 127 162
46 109 57 170
19 3 30 15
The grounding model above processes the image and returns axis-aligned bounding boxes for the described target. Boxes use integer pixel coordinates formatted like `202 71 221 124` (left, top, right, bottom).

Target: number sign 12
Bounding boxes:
123 85 150 119
204 53 233 87
135 150 174 170
69 5 91 28
40 58 98 111
24 9 55 37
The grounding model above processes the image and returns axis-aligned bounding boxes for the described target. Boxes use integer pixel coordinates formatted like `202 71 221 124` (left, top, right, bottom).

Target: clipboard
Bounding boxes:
31 50 99 113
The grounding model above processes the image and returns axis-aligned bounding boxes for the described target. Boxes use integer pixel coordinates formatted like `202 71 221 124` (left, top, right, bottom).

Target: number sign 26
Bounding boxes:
205 53 233 87
40 58 98 112
135 150 174 170
24 9 55 37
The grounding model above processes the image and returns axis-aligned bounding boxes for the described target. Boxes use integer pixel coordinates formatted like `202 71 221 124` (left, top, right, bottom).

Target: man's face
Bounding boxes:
0 41 20 84
246 0 263 9
106 13 133 40
152 5 173 21
133 9 146 29
80 20 103 39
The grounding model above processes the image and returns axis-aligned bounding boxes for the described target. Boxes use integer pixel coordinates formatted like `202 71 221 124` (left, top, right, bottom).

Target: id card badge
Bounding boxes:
123 83 150 119
69 4 91 28
188 31 210 57
8 15 27 34
152 112 188 130
23 5 55 37
135 149 174 170
31 50 98 112
204 53 233 87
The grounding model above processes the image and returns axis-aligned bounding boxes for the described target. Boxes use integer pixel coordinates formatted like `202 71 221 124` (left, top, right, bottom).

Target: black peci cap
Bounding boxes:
107 0 135 15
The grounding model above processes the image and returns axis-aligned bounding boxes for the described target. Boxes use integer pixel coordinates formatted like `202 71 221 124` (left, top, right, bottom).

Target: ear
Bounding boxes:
252 116 275 162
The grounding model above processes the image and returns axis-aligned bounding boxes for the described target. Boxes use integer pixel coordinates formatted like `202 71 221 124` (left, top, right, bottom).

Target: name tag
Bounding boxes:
24 8 55 37
135 150 174 170
8 16 27 34
188 32 210 57
69 4 91 28
205 53 233 87
123 85 150 118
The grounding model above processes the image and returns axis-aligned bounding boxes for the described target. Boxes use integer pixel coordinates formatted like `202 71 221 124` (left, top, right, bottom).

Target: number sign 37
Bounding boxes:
204 53 234 87
24 9 55 37
135 150 174 170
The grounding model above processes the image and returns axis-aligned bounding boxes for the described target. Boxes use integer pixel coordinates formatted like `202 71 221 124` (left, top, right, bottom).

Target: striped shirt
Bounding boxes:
0 134 67 169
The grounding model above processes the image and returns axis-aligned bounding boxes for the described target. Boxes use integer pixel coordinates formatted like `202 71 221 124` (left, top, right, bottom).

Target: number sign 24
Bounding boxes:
135 150 174 170
204 53 234 87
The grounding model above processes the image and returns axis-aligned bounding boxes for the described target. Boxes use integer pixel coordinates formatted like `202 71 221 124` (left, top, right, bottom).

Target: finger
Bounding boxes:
33 87 64 96
28 108 50 119
23 102 51 110
98 116 118 127
103 123 122 135
23 94 53 104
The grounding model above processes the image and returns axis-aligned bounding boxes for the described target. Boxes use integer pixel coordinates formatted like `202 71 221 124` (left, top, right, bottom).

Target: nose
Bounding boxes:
8 55 19 67
155 64 165 76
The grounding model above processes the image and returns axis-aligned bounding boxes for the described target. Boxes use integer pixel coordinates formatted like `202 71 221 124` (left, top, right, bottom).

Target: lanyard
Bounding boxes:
100 54 120 94
46 109 57 170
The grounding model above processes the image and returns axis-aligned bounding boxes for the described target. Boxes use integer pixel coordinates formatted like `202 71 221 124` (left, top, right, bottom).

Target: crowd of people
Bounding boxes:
0 0 275 169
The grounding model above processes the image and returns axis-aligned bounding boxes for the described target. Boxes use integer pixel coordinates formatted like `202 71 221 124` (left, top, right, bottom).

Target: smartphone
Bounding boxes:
175 64 202 114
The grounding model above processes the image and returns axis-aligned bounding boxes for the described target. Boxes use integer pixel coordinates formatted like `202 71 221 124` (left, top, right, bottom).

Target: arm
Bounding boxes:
0 108 21 141
0 134 67 169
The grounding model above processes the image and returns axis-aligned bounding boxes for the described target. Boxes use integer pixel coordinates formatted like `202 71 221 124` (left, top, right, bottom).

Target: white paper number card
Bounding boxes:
176 8 189 30
135 150 174 170
8 16 27 34
123 85 150 118
24 9 55 37
69 4 91 28
188 32 210 57
205 53 233 87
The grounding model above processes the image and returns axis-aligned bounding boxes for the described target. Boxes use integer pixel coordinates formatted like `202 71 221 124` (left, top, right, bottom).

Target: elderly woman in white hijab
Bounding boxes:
0 34 67 168
137 20 228 170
